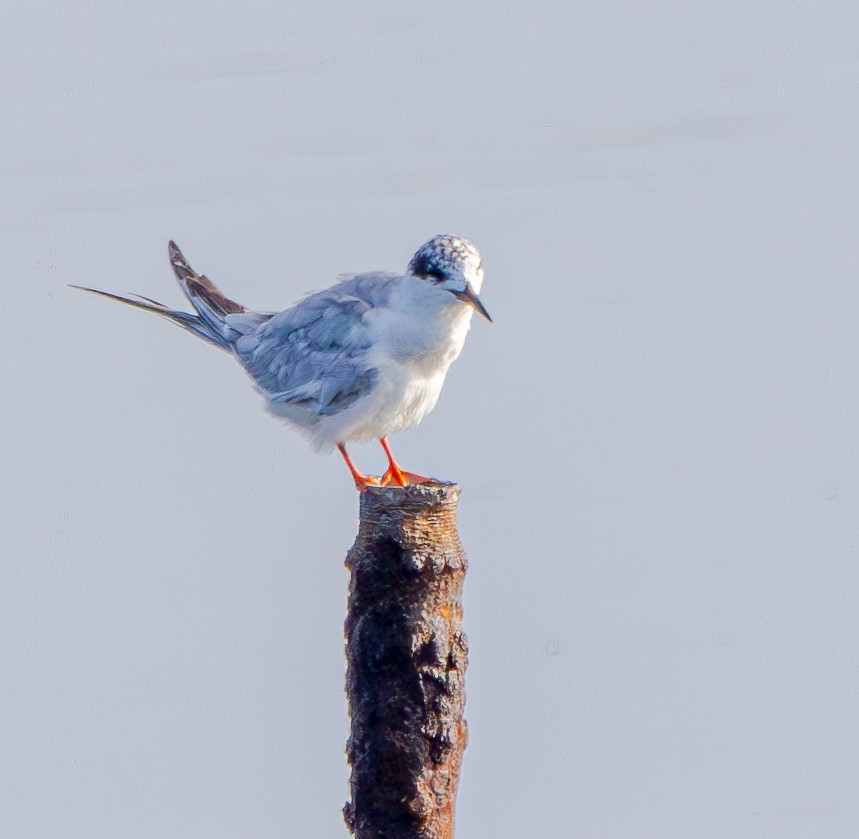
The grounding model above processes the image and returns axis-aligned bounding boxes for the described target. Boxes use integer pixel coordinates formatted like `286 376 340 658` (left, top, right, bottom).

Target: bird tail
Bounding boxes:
71 241 248 351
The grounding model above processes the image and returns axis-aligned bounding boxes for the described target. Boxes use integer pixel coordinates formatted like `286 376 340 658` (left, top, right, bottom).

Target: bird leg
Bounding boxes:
378 437 435 487
337 443 382 491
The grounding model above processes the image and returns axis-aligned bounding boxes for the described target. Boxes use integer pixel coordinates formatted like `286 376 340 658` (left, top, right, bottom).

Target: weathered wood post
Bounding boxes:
343 483 468 839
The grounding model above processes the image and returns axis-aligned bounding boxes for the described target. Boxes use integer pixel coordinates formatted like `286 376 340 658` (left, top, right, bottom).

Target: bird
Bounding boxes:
72 235 491 490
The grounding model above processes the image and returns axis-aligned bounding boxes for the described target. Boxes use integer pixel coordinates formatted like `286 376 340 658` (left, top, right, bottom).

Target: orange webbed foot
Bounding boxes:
378 465 437 487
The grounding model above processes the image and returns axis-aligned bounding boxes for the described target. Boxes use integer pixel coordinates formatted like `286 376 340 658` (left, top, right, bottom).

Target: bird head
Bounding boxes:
407 235 491 322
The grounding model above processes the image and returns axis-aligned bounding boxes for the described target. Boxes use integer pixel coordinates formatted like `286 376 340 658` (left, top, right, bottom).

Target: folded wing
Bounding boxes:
233 274 396 417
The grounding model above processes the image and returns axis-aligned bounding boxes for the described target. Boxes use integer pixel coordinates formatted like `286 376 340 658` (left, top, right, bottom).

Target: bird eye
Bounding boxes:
410 252 448 282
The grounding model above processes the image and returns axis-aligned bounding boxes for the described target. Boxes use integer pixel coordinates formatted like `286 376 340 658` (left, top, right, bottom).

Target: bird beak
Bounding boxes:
452 283 492 322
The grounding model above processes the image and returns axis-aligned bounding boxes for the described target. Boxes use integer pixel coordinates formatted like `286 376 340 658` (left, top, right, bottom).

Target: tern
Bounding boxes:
73 235 491 489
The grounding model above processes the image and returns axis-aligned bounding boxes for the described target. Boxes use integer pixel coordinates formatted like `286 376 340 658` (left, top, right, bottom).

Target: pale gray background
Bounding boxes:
3 2 859 837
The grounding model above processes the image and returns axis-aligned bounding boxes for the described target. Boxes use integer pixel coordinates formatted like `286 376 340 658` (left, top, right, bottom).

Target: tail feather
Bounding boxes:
70 285 230 349
71 241 254 351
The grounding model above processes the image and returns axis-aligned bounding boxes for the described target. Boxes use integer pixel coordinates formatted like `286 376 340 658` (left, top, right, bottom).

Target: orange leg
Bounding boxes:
337 443 382 491
378 437 435 487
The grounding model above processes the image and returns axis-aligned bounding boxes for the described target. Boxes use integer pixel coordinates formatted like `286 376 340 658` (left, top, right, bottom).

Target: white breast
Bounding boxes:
310 280 474 451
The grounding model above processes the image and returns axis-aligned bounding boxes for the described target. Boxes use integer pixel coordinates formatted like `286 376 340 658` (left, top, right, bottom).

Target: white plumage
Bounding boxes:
74 235 490 488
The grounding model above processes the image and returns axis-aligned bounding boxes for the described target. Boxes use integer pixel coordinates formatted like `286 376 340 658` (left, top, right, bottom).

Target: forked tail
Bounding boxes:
71 241 249 351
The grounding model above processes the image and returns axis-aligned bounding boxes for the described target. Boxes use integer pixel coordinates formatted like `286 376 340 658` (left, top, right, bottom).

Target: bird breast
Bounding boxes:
339 297 472 439
370 290 473 376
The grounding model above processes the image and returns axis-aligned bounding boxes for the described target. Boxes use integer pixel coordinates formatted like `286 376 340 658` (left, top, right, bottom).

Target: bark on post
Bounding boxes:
343 483 468 839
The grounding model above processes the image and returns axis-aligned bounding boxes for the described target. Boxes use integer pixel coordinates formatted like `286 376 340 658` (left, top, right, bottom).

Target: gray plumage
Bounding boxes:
72 235 489 480
234 273 396 417
75 246 400 422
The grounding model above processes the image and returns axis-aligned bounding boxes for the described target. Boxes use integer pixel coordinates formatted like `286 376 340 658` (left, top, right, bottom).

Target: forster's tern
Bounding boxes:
73 236 490 489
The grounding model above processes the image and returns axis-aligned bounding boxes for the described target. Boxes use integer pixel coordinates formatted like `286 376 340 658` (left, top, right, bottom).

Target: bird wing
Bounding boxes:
73 242 276 351
233 272 398 416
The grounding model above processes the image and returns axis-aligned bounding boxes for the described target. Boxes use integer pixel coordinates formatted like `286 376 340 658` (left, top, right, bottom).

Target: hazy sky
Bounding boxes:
3 2 859 837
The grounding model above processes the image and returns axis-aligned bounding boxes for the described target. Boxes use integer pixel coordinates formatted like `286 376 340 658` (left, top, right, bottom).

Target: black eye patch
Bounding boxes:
410 251 448 282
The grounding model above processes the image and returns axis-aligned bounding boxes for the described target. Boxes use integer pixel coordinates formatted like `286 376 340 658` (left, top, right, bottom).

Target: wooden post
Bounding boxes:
343 483 468 839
